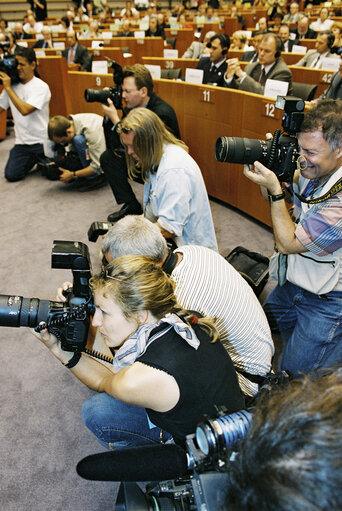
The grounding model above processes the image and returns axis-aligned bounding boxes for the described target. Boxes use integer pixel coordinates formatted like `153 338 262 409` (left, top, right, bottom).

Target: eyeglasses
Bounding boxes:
101 267 136 286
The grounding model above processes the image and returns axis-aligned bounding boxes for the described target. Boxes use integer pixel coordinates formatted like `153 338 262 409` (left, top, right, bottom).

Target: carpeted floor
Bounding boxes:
0 128 275 511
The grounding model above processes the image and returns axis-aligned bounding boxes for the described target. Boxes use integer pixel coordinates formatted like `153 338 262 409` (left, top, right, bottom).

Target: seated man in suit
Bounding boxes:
241 30 266 62
33 27 55 48
307 51 342 104
293 30 338 68
62 29 91 71
224 33 293 95
182 30 216 59
196 33 230 87
291 16 317 40
278 23 299 52
283 2 303 24
145 15 165 39
13 21 33 40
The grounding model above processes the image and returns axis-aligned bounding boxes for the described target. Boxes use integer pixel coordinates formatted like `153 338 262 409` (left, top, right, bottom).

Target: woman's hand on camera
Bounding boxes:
56 281 73 302
31 323 75 365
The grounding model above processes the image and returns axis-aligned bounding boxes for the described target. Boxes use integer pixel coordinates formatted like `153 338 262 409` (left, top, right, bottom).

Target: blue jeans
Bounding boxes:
72 134 91 168
5 143 46 181
82 393 173 450
263 281 342 375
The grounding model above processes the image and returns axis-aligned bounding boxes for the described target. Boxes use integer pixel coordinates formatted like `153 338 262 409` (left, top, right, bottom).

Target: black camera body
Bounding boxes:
0 240 94 352
115 408 252 511
84 59 123 110
215 96 305 183
0 42 19 85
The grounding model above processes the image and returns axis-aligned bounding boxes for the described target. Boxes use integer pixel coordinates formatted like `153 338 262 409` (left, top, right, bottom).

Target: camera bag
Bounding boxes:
225 246 269 296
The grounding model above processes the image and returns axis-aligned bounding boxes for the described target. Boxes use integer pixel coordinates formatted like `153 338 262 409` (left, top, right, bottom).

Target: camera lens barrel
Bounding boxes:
196 410 252 459
215 137 269 165
0 294 50 327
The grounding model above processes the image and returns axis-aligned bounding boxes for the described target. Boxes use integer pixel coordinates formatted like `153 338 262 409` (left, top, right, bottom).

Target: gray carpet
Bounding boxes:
0 129 274 511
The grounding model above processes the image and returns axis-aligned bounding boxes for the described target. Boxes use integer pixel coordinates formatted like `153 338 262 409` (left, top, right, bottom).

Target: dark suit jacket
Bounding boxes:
226 58 293 95
319 71 342 100
14 32 32 40
33 39 56 49
284 39 300 52
291 28 317 40
104 92 181 150
241 50 258 62
145 27 166 39
62 44 91 71
196 58 227 87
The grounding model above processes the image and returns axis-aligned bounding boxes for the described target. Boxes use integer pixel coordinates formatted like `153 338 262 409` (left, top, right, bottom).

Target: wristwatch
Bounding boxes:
269 190 286 202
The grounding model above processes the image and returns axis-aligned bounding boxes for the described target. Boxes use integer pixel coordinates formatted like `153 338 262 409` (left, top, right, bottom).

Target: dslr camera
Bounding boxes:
0 240 94 352
84 59 123 109
115 408 252 510
215 96 305 183
0 41 19 85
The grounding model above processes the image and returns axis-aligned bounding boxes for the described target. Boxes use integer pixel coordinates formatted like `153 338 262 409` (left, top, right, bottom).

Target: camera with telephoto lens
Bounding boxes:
215 96 305 183
115 407 252 511
0 41 19 85
84 59 123 109
0 240 95 352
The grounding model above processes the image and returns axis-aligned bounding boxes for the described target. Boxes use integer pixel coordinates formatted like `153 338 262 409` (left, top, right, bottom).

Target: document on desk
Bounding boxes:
264 79 289 99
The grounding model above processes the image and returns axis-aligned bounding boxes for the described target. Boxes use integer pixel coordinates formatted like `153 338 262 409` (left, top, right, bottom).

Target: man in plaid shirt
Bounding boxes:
243 99 342 375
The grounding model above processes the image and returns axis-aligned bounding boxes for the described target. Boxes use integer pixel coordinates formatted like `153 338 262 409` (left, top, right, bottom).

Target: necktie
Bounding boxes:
69 46 74 64
311 55 320 69
258 66 266 84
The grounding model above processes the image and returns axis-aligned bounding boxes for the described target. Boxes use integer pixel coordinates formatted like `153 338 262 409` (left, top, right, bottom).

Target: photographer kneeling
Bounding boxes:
243 99 342 376
38 255 244 449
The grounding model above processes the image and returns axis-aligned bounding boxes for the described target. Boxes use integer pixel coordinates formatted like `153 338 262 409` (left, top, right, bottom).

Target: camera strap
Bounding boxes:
295 177 342 204
162 250 178 276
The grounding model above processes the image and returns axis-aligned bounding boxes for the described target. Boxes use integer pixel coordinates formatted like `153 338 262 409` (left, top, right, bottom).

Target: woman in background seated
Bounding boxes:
230 30 252 51
331 21 342 53
38 256 244 449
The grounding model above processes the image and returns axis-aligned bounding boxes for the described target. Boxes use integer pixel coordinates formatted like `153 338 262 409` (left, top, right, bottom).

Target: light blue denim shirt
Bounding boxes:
143 144 218 251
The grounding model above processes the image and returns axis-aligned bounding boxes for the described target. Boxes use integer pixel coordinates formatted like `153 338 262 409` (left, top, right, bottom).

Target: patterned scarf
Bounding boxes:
112 312 200 372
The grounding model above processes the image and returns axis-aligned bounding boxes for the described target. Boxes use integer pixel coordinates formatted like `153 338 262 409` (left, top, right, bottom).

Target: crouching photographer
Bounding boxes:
38 255 245 450
241 99 342 376
42 113 107 191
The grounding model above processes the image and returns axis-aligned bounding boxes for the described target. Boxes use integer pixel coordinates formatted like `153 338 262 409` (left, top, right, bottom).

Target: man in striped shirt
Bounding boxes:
243 99 342 376
102 216 274 398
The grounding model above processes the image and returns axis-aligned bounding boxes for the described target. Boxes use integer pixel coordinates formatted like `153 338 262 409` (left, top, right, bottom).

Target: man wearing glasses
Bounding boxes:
101 64 180 222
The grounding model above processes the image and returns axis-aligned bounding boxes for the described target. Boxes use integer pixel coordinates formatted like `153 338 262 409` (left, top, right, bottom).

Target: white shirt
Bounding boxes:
171 245 274 396
0 76 51 145
310 18 334 31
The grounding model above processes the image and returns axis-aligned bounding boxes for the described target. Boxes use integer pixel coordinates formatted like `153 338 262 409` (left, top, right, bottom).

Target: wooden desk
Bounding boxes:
142 56 198 76
289 66 334 98
36 56 72 116
77 37 164 62
165 28 196 58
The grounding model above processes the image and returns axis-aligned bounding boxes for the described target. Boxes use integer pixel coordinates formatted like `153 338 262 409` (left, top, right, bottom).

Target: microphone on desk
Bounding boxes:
76 443 189 482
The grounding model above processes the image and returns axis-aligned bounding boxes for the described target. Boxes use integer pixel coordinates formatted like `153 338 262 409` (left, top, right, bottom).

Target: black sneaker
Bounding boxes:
107 202 143 222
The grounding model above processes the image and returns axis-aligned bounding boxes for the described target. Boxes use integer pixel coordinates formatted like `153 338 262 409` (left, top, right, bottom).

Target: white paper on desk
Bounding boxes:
92 60 108 74
144 64 161 79
134 30 145 39
101 31 113 39
289 32 297 40
35 50 46 57
185 68 203 84
53 41 65 49
292 44 307 54
164 49 178 58
123 53 133 58
91 40 104 49
16 41 28 47
264 79 289 99
321 57 340 71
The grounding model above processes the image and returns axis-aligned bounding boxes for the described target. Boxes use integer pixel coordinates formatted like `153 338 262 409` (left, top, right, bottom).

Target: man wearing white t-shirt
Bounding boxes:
0 46 51 181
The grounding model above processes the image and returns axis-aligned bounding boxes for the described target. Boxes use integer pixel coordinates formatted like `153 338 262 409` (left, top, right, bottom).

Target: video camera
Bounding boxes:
77 407 252 510
215 96 305 183
84 58 123 110
0 240 94 352
0 41 19 85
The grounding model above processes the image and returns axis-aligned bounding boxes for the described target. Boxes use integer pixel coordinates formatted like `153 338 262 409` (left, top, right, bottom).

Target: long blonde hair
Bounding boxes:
90 255 219 342
118 108 188 182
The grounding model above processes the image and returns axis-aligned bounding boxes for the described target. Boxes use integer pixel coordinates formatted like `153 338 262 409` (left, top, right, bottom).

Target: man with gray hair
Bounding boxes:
101 215 274 398
182 30 216 59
